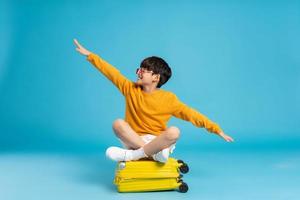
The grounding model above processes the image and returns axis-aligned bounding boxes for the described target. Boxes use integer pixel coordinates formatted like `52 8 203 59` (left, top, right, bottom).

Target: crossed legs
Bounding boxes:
106 118 180 162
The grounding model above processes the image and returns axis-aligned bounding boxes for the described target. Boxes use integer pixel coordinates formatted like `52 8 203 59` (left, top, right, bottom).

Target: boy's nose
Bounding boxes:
136 68 141 75
136 69 143 79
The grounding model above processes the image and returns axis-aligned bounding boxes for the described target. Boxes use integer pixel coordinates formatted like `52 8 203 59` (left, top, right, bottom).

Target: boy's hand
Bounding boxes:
218 131 234 142
74 39 91 56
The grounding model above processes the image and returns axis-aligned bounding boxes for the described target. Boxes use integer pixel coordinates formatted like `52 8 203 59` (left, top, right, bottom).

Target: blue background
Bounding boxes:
0 0 299 199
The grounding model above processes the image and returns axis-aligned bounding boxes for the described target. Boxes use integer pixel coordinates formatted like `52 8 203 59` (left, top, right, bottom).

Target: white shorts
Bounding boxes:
119 134 176 153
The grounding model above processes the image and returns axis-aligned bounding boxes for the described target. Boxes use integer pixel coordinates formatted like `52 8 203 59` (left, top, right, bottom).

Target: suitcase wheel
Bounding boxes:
178 182 189 193
179 163 189 174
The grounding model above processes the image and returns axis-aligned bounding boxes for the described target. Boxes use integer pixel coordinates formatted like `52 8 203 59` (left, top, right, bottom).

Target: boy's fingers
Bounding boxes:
222 135 234 142
73 39 78 45
74 39 82 48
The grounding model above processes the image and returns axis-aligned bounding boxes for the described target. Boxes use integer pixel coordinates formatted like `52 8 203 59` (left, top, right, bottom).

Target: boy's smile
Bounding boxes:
136 68 155 85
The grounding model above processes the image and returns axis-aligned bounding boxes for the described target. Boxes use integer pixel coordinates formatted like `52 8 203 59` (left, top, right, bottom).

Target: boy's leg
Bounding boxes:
112 119 146 149
143 126 180 156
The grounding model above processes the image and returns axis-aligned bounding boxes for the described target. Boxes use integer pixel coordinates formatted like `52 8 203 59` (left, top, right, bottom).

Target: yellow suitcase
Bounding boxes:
114 158 189 193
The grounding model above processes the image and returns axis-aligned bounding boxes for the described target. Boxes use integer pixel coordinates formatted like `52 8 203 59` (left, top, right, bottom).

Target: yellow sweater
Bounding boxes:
87 53 223 136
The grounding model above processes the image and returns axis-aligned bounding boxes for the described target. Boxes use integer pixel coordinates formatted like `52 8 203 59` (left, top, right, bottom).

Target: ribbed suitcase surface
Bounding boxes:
114 158 189 193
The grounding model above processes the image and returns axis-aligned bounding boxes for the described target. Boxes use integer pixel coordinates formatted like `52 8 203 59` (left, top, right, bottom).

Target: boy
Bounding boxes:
74 39 234 163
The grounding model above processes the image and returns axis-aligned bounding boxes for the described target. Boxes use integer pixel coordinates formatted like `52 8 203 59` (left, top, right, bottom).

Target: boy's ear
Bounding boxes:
153 74 160 82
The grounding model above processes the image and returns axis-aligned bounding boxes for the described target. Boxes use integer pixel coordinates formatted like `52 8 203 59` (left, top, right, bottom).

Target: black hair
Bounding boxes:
140 56 172 88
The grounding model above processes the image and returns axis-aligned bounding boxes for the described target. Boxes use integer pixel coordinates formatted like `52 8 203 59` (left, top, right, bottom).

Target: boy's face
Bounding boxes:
136 68 160 87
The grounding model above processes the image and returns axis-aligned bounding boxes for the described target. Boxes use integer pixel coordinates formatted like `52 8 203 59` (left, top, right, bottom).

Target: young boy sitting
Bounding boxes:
74 39 234 163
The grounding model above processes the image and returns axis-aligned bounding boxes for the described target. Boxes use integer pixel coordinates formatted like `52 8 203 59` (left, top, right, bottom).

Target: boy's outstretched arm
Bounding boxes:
74 39 132 95
170 95 234 142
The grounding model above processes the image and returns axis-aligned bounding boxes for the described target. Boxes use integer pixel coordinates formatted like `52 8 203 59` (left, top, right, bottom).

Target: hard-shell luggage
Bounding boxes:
114 158 189 193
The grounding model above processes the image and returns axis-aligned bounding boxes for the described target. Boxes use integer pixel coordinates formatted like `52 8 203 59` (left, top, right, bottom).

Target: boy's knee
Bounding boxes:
112 119 126 132
165 126 180 141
